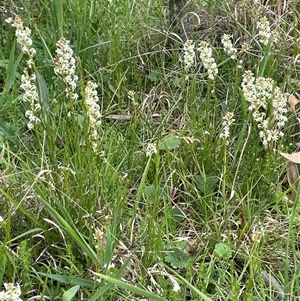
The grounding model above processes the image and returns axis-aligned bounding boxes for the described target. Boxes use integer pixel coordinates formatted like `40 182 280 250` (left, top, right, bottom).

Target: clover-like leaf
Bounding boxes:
214 243 232 259
165 247 190 268
158 135 181 151
148 70 162 82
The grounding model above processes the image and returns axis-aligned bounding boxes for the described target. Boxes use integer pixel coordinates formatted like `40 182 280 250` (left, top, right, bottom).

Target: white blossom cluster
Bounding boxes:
241 70 288 147
9 17 36 58
145 143 157 157
8 16 40 129
93 227 105 250
257 16 278 46
21 70 41 129
84 81 101 152
0 283 23 301
220 112 235 144
197 41 218 80
221 34 237 59
183 40 195 71
54 37 79 101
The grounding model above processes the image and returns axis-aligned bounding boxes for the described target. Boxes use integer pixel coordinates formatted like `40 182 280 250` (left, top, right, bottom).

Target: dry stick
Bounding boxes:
169 0 189 42
104 114 160 120
259 270 285 301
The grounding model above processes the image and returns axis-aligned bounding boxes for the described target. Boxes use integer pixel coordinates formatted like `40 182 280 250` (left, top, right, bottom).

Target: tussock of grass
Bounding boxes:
1 0 300 300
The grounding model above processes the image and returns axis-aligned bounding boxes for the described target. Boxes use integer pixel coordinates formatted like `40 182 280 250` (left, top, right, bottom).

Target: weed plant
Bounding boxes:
0 0 300 300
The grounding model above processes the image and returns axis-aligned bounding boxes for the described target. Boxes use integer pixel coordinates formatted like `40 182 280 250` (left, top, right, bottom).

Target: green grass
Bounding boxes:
1 0 300 300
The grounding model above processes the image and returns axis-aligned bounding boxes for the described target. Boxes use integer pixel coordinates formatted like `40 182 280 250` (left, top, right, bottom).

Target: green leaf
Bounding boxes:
89 255 133 300
171 207 185 222
158 135 181 151
37 194 98 262
147 70 162 82
165 248 190 268
144 184 155 197
0 60 9 67
36 71 49 106
195 172 218 194
4 43 22 93
37 273 94 288
90 272 167 301
77 114 85 128
0 118 17 145
62 285 80 301
165 266 213 301
8 228 44 243
214 243 232 259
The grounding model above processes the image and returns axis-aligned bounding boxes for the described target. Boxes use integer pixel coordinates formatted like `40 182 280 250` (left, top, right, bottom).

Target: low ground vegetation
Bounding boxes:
1 0 300 300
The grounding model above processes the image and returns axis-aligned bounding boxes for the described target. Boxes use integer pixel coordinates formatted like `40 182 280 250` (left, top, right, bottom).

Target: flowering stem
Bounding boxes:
221 144 227 200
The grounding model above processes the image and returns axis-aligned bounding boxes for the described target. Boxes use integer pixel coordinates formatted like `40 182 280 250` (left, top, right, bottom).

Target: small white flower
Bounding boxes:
241 70 287 147
11 16 36 59
198 41 218 80
256 16 278 46
54 37 78 101
251 225 264 244
103 262 115 270
84 81 101 152
0 283 23 301
5 17 13 24
20 69 40 129
183 40 195 71
0 216 3 223
220 112 235 144
221 34 237 59
0 291 7 300
145 143 157 157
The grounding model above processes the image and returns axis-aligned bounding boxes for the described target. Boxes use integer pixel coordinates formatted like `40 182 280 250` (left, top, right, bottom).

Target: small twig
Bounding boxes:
259 270 285 301
104 114 160 120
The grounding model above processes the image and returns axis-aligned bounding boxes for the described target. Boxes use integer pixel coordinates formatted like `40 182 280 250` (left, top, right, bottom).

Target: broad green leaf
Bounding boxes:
195 172 218 194
62 285 80 301
158 135 181 151
0 118 17 145
147 70 162 82
214 243 232 259
144 184 155 197
0 60 9 67
171 207 185 222
165 248 190 268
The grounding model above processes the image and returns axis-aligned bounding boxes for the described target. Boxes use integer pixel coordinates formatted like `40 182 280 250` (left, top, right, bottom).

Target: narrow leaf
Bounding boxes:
37 273 94 288
0 118 17 145
90 272 167 301
165 266 213 301
62 285 80 301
